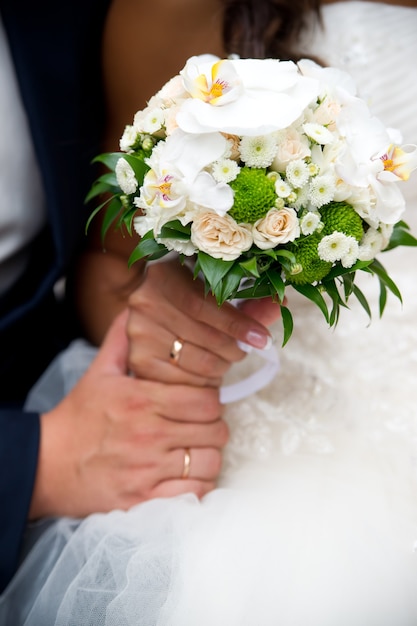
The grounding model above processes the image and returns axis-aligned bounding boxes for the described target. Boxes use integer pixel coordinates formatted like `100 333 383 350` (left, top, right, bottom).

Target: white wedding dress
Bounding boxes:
2 2 417 625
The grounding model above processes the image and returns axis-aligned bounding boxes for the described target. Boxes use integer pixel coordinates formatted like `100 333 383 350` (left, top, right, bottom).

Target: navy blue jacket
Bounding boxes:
0 0 111 592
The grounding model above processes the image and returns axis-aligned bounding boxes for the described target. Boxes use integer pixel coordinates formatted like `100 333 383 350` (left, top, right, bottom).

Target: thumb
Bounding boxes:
90 309 130 376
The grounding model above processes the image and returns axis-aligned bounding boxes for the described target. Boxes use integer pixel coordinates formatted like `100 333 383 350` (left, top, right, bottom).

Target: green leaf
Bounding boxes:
197 252 235 293
128 235 168 265
233 280 274 300
280 305 294 347
85 177 117 204
292 283 330 323
385 223 417 249
159 220 191 240
220 264 246 302
92 152 123 170
378 280 388 317
101 197 125 242
265 269 286 302
369 259 402 303
352 283 372 320
239 256 261 278
85 196 114 233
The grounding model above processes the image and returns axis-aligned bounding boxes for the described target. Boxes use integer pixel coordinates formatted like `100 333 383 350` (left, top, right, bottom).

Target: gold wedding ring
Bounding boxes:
181 448 191 480
169 337 184 365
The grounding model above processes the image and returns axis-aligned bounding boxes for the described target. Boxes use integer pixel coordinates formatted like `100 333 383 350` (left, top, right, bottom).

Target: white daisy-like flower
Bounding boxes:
239 134 277 168
309 174 336 208
275 178 292 198
290 184 310 211
286 159 310 188
340 237 359 268
142 107 165 134
308 162 319 177
211 158 240 183
317 231 351 263
115 157 138 195
300 211 321 235
119 125 140 153
303 122 334 145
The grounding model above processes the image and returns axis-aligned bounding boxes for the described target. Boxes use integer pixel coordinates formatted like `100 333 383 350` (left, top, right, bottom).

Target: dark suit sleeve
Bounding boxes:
0 410 40 593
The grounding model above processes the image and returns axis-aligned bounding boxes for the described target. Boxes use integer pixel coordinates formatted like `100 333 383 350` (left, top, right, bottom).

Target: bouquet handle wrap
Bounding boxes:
220 340 280 404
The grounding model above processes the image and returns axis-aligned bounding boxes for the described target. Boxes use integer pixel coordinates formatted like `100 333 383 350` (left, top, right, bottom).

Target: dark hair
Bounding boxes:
222 0 322 61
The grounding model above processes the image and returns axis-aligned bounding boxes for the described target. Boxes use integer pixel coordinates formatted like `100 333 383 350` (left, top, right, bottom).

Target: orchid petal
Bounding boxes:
188 171 234 216
161 129 227 180
377 144 417 181
181 56 243 106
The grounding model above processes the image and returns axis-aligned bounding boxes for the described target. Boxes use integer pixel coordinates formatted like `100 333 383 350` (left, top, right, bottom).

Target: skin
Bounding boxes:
30 0 280 521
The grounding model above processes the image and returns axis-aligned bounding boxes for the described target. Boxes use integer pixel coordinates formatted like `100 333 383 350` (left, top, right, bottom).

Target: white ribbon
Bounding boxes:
219 340 280 404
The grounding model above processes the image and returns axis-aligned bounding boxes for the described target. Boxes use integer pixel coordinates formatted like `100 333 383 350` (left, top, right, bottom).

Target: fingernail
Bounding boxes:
244 330 273 351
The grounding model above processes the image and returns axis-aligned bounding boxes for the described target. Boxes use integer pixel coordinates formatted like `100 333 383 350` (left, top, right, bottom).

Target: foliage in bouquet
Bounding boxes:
87 55 417 345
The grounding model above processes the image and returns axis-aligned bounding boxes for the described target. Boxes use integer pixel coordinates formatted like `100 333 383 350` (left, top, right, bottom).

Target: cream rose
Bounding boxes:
272 128 311 173
252 207 300 250
190 212 253 261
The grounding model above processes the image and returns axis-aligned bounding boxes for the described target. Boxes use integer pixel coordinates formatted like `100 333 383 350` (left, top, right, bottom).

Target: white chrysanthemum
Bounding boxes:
119 125 140 153
357 227 384 260
239 134 277 167
275 177 292 198
290 184 310 211
303 122 334 145
286 159 310 188
309 174 336 208
340 237 359 268
300 211 321 235
211 158 240 183
157 237 197 256
142 107 165 134
308 162 319 177
115 157 138 194
318 231 351 263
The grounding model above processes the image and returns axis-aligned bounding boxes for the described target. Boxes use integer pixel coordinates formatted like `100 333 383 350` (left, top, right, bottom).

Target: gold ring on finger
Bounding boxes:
169 337 184 365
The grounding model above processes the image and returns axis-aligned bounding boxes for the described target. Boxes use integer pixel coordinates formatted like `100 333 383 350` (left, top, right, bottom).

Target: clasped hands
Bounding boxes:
30 261 279 520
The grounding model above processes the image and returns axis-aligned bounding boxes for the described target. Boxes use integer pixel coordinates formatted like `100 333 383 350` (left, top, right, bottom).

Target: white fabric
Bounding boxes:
2 3 417 624
0 15 46 294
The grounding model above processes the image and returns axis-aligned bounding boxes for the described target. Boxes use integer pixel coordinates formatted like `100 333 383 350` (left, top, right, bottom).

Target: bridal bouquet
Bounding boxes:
87 55 417 344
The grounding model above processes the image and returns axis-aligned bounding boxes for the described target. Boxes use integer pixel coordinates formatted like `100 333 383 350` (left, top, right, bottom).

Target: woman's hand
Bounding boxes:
29 310 228 520
126 259 281 387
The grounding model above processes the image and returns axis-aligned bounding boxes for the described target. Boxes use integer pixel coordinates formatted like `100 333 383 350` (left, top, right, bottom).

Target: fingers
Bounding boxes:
238 296 282 327
126 260 273 384
91 308 130 375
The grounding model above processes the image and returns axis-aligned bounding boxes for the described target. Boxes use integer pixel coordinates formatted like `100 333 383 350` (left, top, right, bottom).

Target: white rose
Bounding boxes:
253 208 300 250
191 212 252 261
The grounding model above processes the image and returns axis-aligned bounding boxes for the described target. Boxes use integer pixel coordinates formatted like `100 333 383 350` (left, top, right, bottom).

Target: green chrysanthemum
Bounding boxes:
320 201 364 241
229 167 276 224
285 234 332 285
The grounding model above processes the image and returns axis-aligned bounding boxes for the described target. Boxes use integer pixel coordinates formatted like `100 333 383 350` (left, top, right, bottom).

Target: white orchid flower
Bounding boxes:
177 56 320 136
376 144 417 182
134 129 233 236
181 55 243 106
